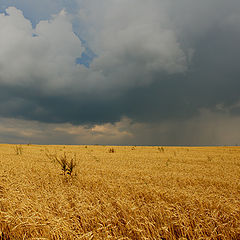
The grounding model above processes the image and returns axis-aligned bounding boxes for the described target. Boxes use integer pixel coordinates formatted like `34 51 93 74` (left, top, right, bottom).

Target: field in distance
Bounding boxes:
0 144 239 239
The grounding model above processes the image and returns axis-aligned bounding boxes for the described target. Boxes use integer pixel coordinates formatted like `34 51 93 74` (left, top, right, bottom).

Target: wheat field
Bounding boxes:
0 144 239 239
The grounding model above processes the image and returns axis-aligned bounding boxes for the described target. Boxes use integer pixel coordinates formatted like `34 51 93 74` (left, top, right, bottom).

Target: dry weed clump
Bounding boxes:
0 145 239 239
158 146 165 152
109 148 115 153
46 151 77 176
13 145 23 155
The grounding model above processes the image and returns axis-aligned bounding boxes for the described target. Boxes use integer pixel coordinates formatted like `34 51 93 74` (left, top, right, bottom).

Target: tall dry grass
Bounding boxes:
0 144 239 239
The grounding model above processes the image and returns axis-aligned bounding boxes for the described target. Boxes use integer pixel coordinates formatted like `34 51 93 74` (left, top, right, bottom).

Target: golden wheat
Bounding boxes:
0 144 239 239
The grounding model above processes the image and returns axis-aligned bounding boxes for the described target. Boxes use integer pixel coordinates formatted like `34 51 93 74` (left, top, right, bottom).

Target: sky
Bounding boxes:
0 0 240 145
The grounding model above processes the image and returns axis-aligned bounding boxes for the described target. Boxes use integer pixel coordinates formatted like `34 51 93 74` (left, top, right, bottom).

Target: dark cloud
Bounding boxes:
0 1 240 145
1 22 240 126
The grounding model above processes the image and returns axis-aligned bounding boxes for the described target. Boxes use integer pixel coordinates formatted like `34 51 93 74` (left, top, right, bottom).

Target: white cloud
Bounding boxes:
77 0 187 88
0 7 84 89
0 3 188 94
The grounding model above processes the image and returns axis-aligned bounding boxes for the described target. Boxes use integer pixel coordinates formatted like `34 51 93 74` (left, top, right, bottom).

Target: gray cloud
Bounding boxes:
0 5 187 89
1 110 240 146
0 4 188 122
0 0 240 145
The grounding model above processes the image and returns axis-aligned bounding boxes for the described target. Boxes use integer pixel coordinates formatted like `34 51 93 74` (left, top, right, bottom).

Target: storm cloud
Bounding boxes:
0 0 240 145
